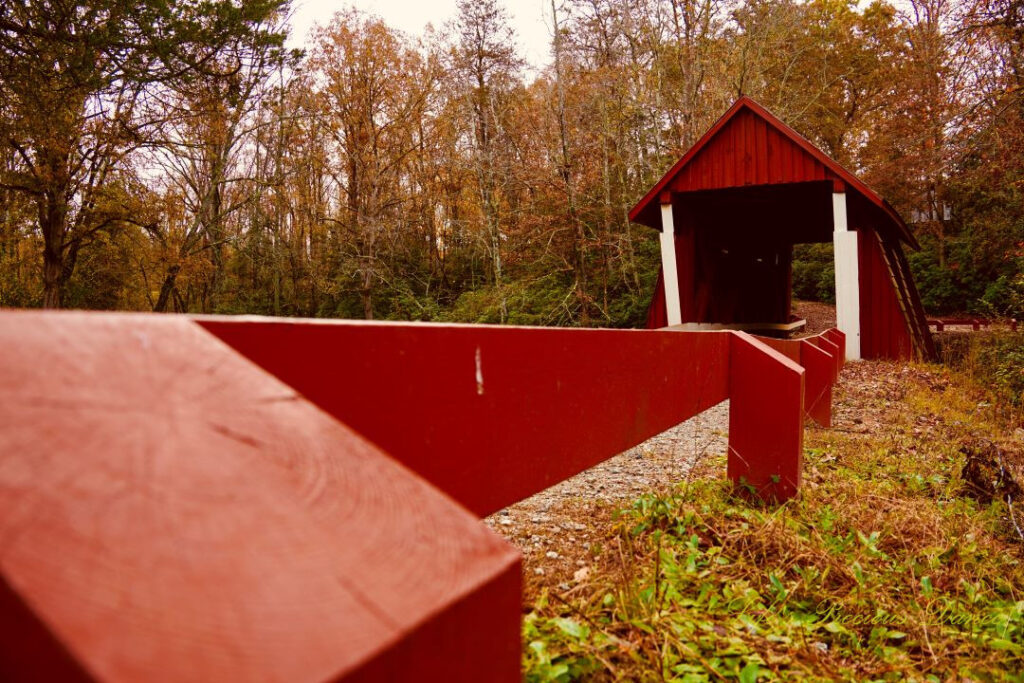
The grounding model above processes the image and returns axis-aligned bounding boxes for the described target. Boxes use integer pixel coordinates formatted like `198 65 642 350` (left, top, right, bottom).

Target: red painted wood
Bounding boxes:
752 330 840 428
345 565 521 682
766 126 780 184
735 115 745 184
711 128 724 187
743 110 755 183
779 127 793 181
630 97 917 249
0 574 92 682
1 311 813 681
805 333 841 379
200 319 808 507
927 317 1011 331
799 340 835 427
200 319 733 517
756 117 768 183
729 333 805 501
723 120 735 187
822 328 847 371
657 103 851 201
647 268 667 329
858 229 913 360
0 311 521 683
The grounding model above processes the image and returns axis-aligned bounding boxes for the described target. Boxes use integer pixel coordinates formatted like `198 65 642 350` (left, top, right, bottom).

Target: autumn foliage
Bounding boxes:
1 0 1021 323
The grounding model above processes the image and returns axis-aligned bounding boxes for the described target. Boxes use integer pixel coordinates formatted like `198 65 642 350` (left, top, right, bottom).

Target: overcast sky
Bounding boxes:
287 0 554 69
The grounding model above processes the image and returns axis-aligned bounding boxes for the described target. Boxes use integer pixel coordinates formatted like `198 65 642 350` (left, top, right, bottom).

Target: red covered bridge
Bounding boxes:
633 96 934 362
0 96 890 683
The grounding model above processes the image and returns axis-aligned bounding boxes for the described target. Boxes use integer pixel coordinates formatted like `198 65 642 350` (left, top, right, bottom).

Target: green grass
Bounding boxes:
522 363 1024 682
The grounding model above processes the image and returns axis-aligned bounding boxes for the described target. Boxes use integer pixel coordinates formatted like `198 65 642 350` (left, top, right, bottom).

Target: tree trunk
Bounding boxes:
42 251 63 308
39 191 68 309
551 0 588 324
154 265 182 312
361 268 374 320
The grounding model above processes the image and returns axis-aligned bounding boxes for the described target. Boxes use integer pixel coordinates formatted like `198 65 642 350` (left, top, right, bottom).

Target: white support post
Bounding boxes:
660 202 683 327
832 191 861 360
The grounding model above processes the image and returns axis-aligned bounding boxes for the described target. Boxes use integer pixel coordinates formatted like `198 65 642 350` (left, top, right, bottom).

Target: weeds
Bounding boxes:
938 329 1024 418
522 360 1024 681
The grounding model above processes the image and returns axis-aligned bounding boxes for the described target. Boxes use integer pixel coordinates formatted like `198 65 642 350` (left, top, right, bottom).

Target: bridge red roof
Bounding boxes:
628 96 918 248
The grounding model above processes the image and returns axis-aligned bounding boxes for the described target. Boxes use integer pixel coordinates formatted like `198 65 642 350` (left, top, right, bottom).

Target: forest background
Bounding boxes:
1 0 1021 327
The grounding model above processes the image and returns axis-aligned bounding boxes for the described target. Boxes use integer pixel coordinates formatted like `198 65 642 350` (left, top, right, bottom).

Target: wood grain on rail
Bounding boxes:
0 311 520 682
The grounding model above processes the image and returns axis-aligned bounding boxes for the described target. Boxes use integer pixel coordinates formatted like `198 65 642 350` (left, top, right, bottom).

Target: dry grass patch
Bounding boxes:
523 361 1024 682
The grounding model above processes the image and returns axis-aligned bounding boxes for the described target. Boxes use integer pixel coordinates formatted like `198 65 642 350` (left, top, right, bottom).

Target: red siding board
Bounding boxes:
781 131 793 182
735 116 745 185
766 128 781 184
859 234 870 354
667 106 851 193
881 245 892 353
693 146 706 189
756 118 768 184
803 153 815 180
744 113 755 184
700 142 712 188
866 233 879 356
712 135 725 187
748 116 758 183
723 123 735 187
871 233 882 356
858 229 913 360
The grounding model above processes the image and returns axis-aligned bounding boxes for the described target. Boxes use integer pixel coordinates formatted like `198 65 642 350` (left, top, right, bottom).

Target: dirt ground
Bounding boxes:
791 299 837 335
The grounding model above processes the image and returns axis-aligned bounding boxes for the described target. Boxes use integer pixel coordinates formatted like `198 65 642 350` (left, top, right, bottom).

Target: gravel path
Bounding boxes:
483 401 729 572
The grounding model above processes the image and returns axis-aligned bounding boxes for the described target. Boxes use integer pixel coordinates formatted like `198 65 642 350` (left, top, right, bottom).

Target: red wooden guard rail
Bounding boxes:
197 317 807 515
927 317 1018 332
754 329 845 427
0 310 841 682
